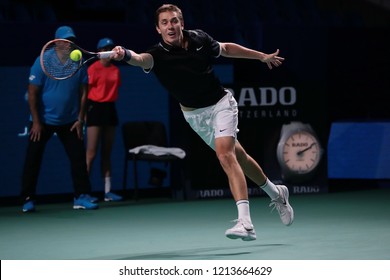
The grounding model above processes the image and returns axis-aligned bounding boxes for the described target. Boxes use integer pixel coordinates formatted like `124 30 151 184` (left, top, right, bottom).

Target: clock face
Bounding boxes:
282 131 321 174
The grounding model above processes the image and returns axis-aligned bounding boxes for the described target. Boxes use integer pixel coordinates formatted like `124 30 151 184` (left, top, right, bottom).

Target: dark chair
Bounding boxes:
121 121 186 200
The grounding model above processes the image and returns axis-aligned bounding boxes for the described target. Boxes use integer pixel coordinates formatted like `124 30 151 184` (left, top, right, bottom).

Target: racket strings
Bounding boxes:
41 43 81 80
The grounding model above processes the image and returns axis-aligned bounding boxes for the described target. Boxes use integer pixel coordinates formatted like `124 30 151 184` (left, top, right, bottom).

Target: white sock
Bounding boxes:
104 177 111 194
259 178 279 200
236 200 252 224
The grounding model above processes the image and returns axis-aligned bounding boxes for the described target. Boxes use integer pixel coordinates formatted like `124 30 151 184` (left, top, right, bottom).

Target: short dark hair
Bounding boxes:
155 4 183 26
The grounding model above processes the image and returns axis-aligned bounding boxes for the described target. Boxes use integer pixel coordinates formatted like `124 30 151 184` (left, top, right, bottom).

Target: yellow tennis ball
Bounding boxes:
70 49 82 61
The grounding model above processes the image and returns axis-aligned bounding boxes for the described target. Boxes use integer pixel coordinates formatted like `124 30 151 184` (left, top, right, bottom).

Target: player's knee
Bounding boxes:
217 151 236 167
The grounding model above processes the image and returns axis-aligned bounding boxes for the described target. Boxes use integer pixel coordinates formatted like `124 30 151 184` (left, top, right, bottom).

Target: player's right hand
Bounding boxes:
111 46 125 61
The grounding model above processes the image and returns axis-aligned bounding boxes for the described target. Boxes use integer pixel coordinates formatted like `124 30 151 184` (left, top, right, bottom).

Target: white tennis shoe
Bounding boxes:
225 219 257 241
270 185 294 226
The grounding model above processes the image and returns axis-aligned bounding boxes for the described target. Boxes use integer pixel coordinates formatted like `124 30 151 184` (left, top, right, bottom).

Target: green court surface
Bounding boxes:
0 189 389 260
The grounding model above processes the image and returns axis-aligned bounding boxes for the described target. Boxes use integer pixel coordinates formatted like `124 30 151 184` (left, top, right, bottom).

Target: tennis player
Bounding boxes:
112 4 293 241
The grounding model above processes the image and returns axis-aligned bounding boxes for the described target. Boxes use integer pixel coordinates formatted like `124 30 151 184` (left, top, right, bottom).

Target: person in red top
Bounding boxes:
86 37 122 202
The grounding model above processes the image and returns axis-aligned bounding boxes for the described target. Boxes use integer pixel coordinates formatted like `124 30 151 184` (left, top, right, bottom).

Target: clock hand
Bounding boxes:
297 143 316 156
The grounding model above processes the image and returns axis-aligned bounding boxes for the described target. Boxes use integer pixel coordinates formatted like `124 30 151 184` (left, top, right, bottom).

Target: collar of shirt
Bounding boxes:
159 30 199 52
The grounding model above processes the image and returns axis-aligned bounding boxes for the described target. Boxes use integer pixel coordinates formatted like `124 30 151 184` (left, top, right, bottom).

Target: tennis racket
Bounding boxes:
40 38 115 80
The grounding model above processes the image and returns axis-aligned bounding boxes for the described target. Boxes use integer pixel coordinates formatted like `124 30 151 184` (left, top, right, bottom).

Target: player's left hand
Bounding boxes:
263 49 284 70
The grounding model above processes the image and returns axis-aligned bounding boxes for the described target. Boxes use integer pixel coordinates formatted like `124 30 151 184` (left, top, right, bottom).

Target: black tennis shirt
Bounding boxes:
146 29 226 108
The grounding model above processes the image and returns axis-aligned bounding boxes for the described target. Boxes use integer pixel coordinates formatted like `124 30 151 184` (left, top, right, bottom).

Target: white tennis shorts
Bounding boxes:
182 90 239 150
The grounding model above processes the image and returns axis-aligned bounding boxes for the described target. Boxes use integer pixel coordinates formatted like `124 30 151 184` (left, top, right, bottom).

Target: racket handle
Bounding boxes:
98 51 115 59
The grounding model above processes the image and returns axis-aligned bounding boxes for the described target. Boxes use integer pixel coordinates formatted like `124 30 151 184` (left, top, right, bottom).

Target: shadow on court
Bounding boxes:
113 244 286 260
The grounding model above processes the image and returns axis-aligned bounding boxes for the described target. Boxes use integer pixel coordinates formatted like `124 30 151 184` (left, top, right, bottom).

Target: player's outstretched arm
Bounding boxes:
220 42 284 70
111 46 153 69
